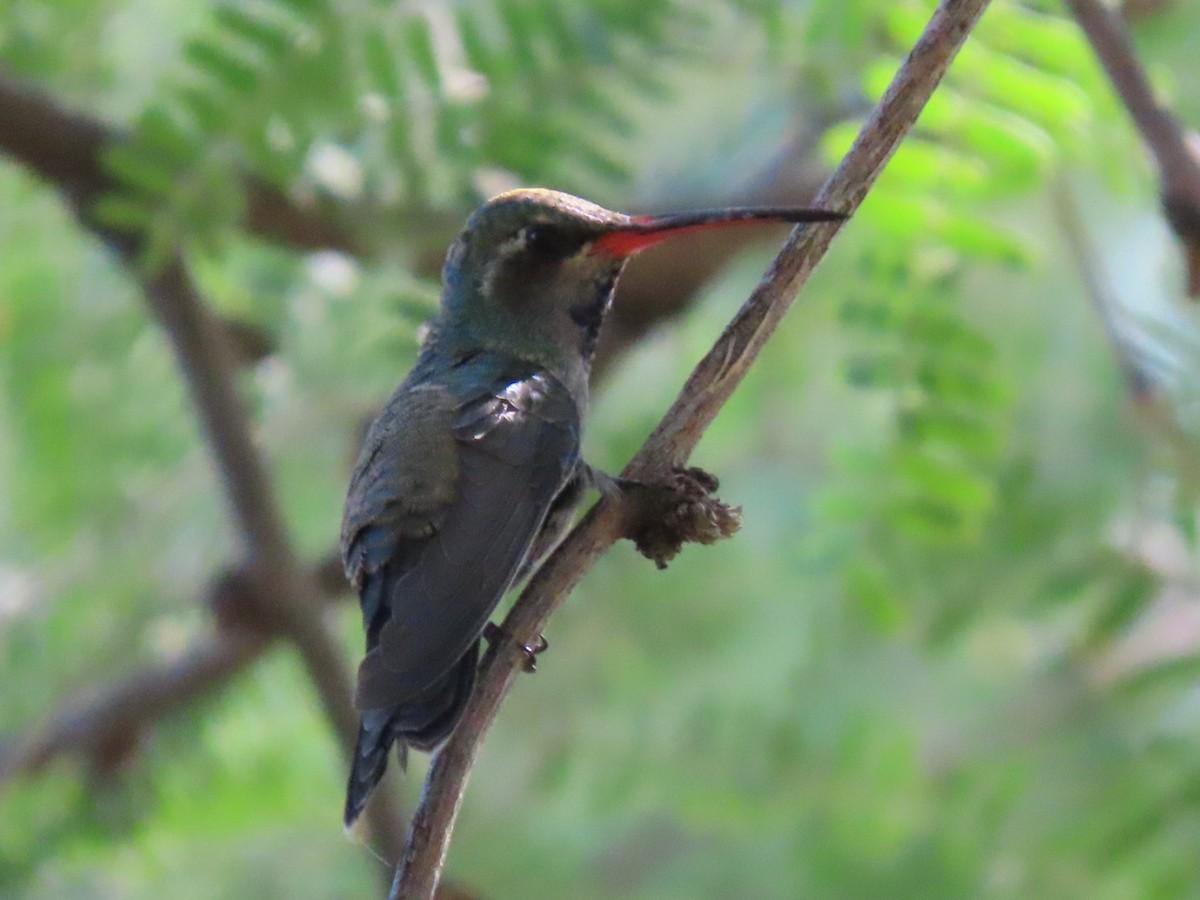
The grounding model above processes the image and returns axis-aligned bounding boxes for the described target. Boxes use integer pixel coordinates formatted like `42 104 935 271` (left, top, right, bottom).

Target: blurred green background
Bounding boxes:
4 0 1200 897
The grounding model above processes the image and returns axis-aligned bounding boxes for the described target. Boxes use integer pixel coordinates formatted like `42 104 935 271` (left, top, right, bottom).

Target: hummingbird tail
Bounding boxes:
342 640 481 831
344 715 399 832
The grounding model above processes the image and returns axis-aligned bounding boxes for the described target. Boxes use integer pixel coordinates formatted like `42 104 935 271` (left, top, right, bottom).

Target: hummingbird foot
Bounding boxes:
483 622 549 672
615 466 743 569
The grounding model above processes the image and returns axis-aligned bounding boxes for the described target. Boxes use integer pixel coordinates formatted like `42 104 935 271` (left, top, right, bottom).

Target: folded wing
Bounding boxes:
345 367 580 713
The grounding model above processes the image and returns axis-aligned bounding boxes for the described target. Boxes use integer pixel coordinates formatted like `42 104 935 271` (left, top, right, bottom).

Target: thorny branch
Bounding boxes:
390 0 995 896
1064 0 1200 296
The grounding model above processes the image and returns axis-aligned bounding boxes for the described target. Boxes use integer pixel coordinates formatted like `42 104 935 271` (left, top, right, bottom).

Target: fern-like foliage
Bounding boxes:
805 0 1138 634
95 0 724 268
795 5 1200 885
357 1 707 203
95 0 347 266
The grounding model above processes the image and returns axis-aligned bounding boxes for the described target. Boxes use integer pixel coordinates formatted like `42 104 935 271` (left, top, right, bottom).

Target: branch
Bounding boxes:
1052 178 1154 398
0 554 347 785
1055 180 1200 503
0 73 405 864
0 71 360 255
593 138 833 377
135 259 363 749
139 260 409 862
0 631 265 783
390 0 994 895
1065 0 1200 296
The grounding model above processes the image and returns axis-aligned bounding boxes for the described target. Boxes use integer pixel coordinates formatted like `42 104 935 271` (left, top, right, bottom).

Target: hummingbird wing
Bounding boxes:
343 367 580 713
342 382 462 641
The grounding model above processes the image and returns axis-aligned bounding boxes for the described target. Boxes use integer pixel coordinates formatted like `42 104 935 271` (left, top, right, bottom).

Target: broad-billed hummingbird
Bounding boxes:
341 189 844 828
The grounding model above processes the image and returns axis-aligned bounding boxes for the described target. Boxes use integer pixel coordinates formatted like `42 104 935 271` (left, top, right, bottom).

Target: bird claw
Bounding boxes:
522 634 549 672
483 622 549 672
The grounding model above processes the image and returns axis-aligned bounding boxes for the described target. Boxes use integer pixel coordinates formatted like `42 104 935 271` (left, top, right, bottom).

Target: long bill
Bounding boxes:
591 206 848 259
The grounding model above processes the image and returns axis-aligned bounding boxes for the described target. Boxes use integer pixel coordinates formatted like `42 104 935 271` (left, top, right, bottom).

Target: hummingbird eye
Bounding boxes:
521 224 579 260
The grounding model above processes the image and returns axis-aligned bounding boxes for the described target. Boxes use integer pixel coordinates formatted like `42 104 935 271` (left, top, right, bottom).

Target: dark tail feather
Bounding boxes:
344 710 398 830
343 640 480 830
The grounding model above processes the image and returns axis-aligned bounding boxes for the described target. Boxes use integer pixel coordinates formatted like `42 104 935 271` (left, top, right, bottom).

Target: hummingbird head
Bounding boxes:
438 188 844 384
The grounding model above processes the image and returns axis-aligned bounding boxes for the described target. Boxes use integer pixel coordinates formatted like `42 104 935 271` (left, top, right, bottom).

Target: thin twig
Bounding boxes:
1054 179 1200 501
1052 178 1151 396
593 137 832 377
1065 0 1200 296
390 0 994 896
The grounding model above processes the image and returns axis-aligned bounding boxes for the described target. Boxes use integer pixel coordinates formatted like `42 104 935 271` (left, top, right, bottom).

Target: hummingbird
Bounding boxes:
340 188 844 828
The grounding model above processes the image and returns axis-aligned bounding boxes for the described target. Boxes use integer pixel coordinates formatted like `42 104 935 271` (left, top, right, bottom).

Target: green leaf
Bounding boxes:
897 406 1002 458
915 361 1007 408
536 0 585 62
91 193 157 232
103 144 177 199
844 352 903 388
936 213 1031 266
980 4 1095 81
174 82 232 132
403 16 441 93
950 104 1054 186
137 107 202 165
213 6 293 59
839 297 897 332
913 93 1055 190
560 141 630 184
954 42 1092 133
1085 566 1159 646
806 0 872 49
886 496 969 541
363 28 401 95
893 449 995 514
184 38 262 95
882 139 991 195
847 562 910 634
457 10 498 76
497 0 540 73
1114 654 1200 698
274 0 324 13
